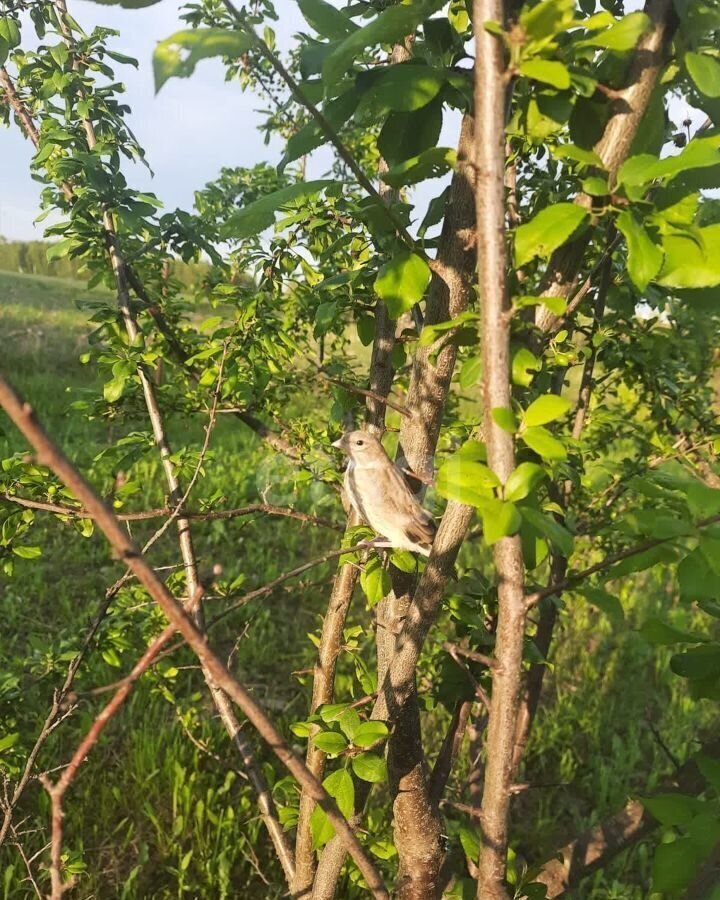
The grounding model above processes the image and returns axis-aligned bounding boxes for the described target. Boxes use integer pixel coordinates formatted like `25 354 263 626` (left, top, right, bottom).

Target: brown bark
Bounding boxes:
471 1 529 898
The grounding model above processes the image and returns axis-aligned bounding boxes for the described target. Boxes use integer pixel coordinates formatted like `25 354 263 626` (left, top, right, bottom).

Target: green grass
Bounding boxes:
0 270 339 898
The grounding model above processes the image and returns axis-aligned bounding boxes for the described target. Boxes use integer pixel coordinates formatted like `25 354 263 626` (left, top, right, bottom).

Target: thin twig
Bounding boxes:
207 539 383 629
525 512 720 608
1 493 340 530
40 584 206 898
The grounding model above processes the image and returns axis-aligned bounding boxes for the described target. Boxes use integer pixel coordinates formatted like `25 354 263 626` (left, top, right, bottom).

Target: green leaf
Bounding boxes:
338 708 361 740
521 507 574 556
652 837 709 893
523 394 571 427
11 545 42 559
352 720 389 748
381 147 457 189
615 210 664 292
618 136 720 190
481 500 522 545
575 11 650 51
657 224 720 289
697 754 720 793
522 426 567 460
512 348 542 387
581 587 624 625
686 51 720 98
360 556 391 607
357 63 446 115
520 0 574 41
643 793 706 827
222 180 336 240
280 91 358 170
436 457 499 507
504 463 545 502
297 0 357 39
377 98 443 167
374 252 431 319
639 617 708 645
492 407 518 433
103 376 127 403
686 482 720 518
581 176 609 196
0 732 19 753
519 59 570 89
369 839 397 860
46 238 76 262
312 731 349 755
514 203 589 267
389 550 417 573
0 17 21 49
310 805 334 848
671 644 720 680
324 768 355 819
351 752 387 783
319 703 351 723
154 29 254 92
323 0 444 84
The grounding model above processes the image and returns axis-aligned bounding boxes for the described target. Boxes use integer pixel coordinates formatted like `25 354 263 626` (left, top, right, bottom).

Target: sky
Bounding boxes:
0 1 706 242
0 0 312 240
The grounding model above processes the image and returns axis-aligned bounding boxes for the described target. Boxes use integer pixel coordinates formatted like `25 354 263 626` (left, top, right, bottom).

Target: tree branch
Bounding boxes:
472 3 527 897
0 374 389 900
40 584 206 898
525 511 720 609
534 741 720 897
1 493 339 530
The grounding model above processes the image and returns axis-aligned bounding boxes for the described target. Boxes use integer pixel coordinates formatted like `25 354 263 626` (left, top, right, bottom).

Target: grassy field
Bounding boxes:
0 270 340 898
0 270 716 898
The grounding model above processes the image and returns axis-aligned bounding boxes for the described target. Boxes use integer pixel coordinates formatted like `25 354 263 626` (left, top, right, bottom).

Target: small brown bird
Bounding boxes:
332 431 436 556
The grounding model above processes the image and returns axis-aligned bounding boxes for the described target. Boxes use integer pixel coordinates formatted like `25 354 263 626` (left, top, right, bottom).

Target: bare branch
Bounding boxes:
534 741 720 897
472 0 527 894
1 493 339 530
206 538 379 629
429 700 473 807
0 374 389 900
41 585 206 898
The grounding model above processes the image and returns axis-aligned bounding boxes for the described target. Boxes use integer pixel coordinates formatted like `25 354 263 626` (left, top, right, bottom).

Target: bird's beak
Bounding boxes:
332 438 344 449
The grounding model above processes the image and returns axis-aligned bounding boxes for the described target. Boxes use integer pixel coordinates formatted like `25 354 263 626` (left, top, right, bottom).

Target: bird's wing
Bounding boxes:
379 463 437 544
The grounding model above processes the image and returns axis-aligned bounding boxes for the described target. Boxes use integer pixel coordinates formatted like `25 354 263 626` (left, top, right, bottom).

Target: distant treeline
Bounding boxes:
0 238 211 288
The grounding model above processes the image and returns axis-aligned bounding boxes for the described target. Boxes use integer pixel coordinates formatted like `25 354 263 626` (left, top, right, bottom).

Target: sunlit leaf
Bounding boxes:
222 180 336 240
154 29 254 92
514 203 589 267
686 51 720 98
374 251 431 318
615 210 664 291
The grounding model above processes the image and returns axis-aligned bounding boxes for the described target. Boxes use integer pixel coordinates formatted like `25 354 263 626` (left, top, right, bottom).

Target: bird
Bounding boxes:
332 430 436 556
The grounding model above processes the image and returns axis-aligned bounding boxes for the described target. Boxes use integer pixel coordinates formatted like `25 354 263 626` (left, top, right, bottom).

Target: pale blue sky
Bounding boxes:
0 0 312 239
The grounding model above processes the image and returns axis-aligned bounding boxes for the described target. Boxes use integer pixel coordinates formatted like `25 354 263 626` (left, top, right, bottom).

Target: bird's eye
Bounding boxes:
356 439 364 446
